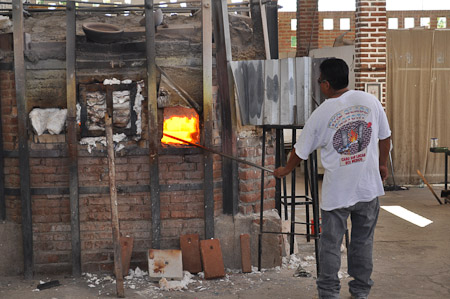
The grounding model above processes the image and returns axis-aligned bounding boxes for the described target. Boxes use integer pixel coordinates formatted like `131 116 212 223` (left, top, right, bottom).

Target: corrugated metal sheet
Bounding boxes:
230 57 320 126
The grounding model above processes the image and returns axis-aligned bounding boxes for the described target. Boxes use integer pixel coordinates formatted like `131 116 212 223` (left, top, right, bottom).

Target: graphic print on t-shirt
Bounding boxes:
328 105 372 166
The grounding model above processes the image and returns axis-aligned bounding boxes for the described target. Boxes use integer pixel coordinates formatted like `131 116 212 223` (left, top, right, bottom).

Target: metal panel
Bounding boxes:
248 60 264 125
312 58 327 110
230 60 264 126
65 0 81 277
13 0 33 280
263 59 280 125
295 57 312 126
280 58 296 125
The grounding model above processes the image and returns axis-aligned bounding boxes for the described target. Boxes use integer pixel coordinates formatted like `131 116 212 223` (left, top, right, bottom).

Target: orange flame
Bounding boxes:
161 115 200 145
349 129 358 143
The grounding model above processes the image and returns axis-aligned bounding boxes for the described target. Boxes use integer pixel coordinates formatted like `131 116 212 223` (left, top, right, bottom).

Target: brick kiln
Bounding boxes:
0 1 282 277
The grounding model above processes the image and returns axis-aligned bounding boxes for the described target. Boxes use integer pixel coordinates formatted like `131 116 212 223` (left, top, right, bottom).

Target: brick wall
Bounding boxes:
318 11 355 48
0 67 275 273
355 0 387 102
237 130 276 214
296 0 319 57
279 9 450 58
278 12 297 55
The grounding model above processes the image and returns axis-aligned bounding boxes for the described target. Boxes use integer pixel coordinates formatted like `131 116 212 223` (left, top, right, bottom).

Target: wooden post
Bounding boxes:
12 0 33 279
105 113 125 298
0 74 5 220
145 0 161 249
202 0 214 239
66 0 82 277
212 0 239 215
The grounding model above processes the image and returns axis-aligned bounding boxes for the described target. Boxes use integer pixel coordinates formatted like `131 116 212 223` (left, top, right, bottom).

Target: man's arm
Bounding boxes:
273 148 303 178
379 137 391 181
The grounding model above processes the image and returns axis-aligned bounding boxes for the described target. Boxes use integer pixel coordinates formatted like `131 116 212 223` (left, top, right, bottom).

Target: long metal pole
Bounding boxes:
163 133 274 173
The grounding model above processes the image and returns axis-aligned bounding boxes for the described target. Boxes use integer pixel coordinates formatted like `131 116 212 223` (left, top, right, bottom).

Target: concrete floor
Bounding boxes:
1 183 450 298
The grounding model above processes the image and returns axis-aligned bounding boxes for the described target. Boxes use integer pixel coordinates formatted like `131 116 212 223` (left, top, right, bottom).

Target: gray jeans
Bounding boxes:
316 197 380 299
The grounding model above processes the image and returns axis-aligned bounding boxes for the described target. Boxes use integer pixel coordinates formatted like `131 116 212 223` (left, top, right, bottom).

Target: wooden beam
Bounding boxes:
212 0 239 215
202 0 214 239
145 0 161 249
12 0 33 279
0 75 4 221
66 0 82 278
105 113 125 298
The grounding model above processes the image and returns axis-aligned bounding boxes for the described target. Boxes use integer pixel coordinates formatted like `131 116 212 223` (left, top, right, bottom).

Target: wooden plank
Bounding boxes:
199 239 225 279
202 0 214 239
212 0 239 215
259 0 271 59
180 234 202 274
145 0 161 249
265 1 279 59
120 236 134 277
280 58 296 125
240 234 252 273
263 59 280 125
105 113 125 298
295 57 312 126
13 0 33 280
229 61 248 125
0 74 4 220
66 0 81 277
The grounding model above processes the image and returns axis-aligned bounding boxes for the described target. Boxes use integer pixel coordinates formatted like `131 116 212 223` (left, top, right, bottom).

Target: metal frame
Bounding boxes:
258 126 321 275
79 82 138 138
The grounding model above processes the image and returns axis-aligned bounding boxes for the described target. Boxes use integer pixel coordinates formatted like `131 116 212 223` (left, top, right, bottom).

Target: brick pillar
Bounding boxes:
296 0 319 57
355 0 387 104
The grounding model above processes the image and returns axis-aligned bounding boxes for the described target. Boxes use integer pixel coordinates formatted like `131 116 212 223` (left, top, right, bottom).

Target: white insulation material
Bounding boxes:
80 133 127 153
29 108 67 135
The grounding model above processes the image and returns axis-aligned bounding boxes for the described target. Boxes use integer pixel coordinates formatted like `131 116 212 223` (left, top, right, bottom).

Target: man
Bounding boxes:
274 58 391 299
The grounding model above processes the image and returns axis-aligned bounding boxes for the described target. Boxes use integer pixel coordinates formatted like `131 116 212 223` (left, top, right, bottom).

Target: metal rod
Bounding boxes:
156 64 202 114
276 128 282 217
289 129 296 255
163 133 274 173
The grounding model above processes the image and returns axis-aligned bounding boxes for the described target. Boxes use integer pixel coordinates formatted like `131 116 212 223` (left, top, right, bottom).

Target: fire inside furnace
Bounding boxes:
161 107 200 145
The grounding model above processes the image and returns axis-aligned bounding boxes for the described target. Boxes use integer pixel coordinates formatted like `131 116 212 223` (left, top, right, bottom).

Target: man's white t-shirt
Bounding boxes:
294 90 391 211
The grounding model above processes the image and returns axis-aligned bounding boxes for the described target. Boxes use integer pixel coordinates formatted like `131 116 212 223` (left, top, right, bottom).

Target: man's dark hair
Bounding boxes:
319 58 349 90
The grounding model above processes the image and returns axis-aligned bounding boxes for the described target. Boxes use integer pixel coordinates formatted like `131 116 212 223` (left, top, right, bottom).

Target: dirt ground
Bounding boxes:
0 241 320 299
2 187 450 299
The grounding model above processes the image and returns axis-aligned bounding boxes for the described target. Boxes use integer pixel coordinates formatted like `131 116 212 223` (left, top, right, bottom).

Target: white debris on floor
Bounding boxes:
29 108 67 135
80 255 323 298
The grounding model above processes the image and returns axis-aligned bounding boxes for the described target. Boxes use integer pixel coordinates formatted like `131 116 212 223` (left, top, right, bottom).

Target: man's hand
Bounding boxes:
379 164 389 181
274 167 289 179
